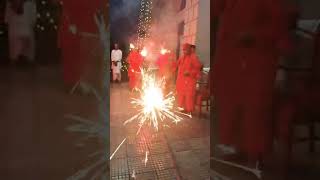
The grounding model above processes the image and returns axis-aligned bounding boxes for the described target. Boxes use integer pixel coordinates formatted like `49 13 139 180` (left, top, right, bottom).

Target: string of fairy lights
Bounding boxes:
36 0 61 32
120 0 153 73
136 0 153 49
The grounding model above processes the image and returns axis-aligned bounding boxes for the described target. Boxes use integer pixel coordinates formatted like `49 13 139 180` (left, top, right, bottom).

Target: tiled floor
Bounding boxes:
110 83 211 180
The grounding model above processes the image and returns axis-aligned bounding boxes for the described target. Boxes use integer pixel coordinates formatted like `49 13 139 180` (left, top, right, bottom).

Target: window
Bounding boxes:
180 0 186 11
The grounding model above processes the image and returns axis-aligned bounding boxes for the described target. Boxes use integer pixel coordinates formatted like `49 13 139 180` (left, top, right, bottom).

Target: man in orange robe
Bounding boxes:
77 0 104 91
58 0 81 90
213 0 292 164
176 43 202 113
128 49 143 90
156 51 176 94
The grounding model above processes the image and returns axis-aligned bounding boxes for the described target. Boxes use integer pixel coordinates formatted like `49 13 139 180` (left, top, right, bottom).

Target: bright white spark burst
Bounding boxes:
124 69 191 134
110 69 191 166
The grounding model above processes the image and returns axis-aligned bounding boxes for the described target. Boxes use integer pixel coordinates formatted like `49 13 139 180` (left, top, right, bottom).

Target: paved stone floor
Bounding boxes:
110 83 210 180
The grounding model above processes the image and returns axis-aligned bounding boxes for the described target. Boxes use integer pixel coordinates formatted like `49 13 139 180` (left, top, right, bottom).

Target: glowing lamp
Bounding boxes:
160 48 168 55
141 47 148 57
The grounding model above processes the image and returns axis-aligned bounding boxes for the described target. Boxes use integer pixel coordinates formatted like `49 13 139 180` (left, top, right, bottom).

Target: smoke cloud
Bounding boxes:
150 0 178 51
110 0 140 23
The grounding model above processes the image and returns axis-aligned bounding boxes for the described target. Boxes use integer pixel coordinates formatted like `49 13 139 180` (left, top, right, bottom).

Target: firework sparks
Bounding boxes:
124 69 191 134
110 138 127 160
144 151 149 166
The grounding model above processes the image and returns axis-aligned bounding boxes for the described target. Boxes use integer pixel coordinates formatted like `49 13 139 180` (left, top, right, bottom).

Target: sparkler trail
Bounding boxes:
110 138 127 160
144 151 149 166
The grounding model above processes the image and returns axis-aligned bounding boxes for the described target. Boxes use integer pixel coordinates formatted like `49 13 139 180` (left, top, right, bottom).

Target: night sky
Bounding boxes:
110 0 140 52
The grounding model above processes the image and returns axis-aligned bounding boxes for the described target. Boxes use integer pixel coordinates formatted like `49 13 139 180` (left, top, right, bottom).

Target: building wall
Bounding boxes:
176 0 210 67
195 0 210 67
180 0 198 45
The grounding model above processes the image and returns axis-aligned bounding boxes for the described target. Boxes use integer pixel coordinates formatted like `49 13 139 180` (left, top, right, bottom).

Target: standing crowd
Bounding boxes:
112 43 204 114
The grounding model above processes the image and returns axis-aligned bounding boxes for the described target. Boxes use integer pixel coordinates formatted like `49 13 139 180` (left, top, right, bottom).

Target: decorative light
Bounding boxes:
141 47 148 57
137 0 153 49
160 48 168 55
130 43 135 49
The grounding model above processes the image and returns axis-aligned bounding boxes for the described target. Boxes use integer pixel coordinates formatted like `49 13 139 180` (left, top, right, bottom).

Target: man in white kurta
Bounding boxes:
5 0 36 63
111 43 122 82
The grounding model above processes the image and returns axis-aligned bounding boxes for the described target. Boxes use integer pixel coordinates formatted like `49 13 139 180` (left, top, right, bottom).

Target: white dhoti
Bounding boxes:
112 60 122 81
111 49 122 81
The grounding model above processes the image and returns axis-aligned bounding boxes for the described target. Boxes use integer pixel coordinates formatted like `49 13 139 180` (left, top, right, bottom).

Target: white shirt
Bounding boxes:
111 49 122 73
111 49 122 62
